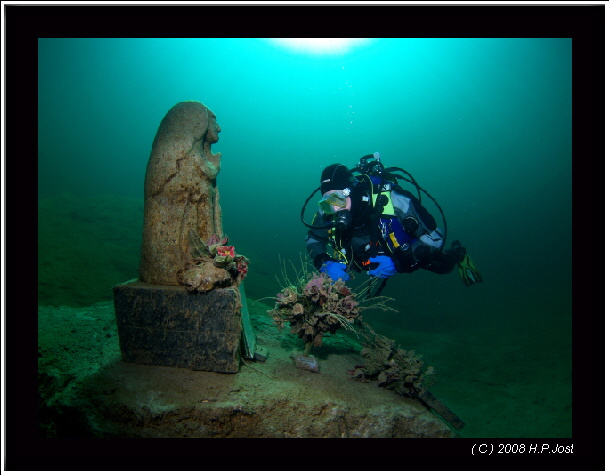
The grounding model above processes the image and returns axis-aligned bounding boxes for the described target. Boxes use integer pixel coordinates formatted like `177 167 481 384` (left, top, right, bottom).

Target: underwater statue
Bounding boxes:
114 101 248 373
139 101 223 286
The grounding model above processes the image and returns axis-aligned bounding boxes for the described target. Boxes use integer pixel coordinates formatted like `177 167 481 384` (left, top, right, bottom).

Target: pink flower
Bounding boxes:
205 234 228 247
234 255 249 279
216 246 235 258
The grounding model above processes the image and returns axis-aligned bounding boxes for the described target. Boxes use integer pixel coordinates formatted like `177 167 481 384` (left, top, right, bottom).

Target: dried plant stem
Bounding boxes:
360 298 398 313
276 254 315 292
316 312 358 336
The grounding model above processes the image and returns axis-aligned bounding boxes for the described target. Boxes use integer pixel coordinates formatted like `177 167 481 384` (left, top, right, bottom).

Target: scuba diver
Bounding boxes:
302 152 482 297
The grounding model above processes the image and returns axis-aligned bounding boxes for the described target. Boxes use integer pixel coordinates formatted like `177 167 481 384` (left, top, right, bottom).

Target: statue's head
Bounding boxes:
205 110 221 144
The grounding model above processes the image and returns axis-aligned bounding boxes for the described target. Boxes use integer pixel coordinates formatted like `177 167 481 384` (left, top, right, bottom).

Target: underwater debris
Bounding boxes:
348 330 466 431
349 323 436 398
177 231 249 292
292 354 320 373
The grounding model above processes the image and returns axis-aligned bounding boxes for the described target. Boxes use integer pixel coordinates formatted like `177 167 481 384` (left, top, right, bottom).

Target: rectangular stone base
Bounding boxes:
113 281 242 373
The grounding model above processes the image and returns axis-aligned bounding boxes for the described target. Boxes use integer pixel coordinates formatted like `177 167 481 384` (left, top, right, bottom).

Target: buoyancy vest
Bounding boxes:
376 184 444 255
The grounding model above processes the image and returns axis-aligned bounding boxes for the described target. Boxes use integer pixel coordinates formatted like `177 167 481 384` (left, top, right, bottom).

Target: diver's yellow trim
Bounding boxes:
333 248 348 264
389 232 400 248
328 223 349 264
363 173 395 216
380 190 395 215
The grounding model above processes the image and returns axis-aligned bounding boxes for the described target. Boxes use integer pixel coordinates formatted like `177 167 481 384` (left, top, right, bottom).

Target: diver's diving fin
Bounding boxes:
457 252 483 287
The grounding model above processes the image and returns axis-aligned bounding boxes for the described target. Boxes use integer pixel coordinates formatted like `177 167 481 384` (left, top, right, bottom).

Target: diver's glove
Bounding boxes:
313 252 333 271
368 255 397 279
320 261 350 282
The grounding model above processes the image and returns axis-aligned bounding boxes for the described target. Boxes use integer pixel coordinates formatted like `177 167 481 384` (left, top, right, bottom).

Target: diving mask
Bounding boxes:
318 190 350 215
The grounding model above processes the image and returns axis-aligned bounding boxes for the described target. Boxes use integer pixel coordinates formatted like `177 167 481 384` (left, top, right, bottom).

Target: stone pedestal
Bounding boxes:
113 281 242 373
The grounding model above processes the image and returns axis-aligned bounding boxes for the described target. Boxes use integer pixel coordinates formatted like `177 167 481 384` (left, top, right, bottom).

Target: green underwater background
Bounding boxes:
38 38 572 438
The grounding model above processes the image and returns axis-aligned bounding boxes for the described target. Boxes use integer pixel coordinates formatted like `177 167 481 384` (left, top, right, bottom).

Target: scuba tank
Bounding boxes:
350 152 448 249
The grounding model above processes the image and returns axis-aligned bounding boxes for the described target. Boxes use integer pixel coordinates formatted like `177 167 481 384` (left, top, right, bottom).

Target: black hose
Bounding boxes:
300 185 333 230
385 167 448 248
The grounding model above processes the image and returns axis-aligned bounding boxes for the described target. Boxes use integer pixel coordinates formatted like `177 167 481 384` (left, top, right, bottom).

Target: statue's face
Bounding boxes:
206 111 221 143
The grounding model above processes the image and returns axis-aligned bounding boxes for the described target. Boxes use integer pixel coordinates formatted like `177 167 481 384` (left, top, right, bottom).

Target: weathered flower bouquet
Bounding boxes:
268 272 361 357
177 232 248 292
